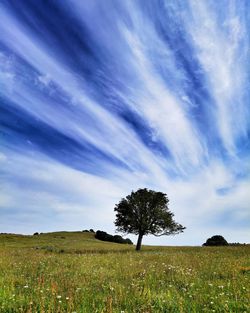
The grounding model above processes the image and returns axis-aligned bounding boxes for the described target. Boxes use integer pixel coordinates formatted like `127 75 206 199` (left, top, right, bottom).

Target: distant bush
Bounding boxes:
113 235 124 243
95 230 133 245
82 229 95 233
33 232 39 236
203 235 228 246
124 238 133 245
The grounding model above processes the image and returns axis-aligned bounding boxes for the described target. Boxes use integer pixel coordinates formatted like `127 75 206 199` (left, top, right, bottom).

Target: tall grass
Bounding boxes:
0 232 249 312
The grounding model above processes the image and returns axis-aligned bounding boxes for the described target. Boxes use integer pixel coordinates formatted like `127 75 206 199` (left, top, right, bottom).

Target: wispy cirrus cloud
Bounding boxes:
0 0 249 243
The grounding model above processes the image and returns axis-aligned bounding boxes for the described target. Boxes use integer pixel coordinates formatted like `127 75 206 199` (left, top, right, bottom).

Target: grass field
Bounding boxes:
0 232 249 313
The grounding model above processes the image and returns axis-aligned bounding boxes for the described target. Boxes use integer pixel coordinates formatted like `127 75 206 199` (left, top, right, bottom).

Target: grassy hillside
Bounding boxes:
0 231 134 253
0 232 249 312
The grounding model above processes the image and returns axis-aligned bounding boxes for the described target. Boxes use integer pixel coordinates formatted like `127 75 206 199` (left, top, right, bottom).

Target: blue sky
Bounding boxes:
0 0 249 245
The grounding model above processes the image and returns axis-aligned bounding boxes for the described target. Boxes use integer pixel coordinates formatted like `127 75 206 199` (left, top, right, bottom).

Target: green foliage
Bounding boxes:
203 235 228 246
114 188 185 250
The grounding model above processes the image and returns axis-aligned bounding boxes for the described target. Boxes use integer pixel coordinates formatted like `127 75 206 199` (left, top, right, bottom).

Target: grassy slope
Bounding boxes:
0 231 135 253
0 232 249 312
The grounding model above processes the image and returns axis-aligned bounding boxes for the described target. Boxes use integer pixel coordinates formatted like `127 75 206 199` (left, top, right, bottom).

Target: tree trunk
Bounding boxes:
136 232 143 251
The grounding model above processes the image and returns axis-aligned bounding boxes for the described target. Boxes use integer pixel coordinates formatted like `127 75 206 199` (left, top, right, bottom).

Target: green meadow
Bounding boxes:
0 232 249 313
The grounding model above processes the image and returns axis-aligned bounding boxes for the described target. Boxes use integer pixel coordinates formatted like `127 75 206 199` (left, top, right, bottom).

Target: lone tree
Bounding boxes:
114 188 185 251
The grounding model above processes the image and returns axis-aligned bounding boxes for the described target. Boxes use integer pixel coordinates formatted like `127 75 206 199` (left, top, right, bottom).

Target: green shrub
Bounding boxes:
203 235 228 246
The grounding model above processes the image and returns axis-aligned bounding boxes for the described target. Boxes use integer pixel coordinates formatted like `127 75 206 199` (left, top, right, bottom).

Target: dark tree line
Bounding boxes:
95 230 133 245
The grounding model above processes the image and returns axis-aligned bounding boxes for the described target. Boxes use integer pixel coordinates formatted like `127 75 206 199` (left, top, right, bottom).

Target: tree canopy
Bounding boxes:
203 235 228 246
114 188 185 250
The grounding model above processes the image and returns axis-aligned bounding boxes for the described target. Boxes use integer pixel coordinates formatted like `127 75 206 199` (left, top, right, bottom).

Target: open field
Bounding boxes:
0 232 249 313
